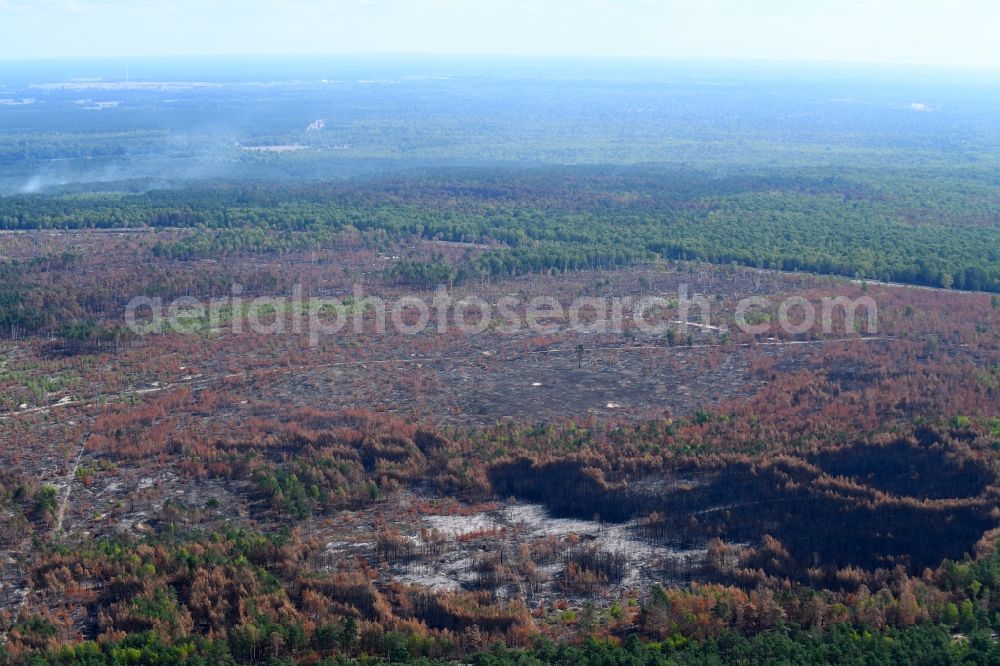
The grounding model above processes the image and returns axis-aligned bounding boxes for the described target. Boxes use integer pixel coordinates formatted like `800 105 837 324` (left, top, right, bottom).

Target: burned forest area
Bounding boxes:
1 224 1000 665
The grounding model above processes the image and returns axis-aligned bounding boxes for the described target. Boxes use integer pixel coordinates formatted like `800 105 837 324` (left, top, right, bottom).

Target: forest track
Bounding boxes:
55 436 88 534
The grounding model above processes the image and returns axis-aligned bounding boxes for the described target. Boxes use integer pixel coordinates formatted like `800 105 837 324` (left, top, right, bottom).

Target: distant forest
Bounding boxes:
3 168 999 291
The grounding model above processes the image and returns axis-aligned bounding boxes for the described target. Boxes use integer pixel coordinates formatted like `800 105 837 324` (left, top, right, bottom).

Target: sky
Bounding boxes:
0 0 998 68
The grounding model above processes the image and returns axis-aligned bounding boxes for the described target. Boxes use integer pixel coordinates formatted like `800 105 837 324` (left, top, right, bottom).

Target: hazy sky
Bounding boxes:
0 0 998 67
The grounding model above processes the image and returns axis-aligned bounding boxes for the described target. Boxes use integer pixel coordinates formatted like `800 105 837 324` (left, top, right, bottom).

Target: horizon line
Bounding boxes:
1 52 999 73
